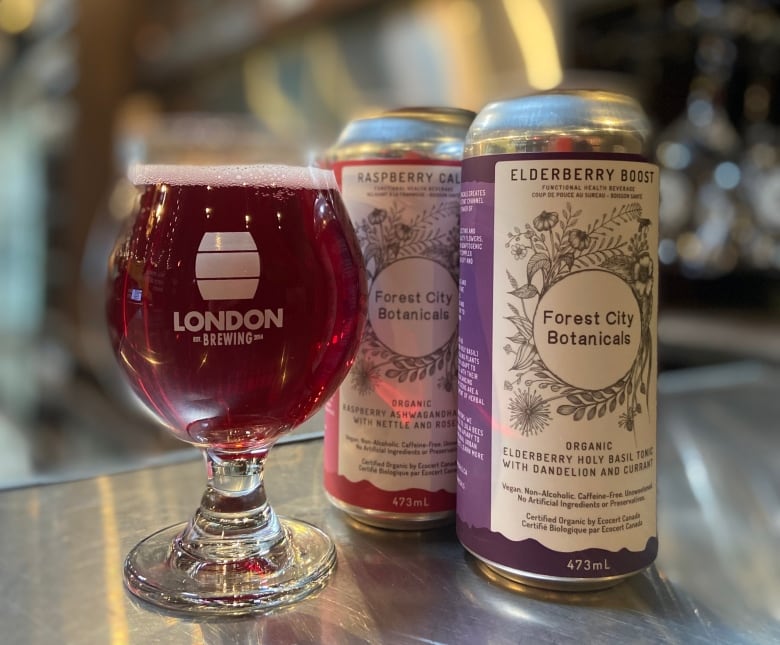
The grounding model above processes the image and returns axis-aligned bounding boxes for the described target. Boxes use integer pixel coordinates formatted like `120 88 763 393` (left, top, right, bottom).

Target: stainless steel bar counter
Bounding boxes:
1 362 778 644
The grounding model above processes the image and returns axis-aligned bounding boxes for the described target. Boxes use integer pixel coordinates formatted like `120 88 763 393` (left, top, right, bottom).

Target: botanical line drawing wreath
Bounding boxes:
350 201 459 396
503 201 654 439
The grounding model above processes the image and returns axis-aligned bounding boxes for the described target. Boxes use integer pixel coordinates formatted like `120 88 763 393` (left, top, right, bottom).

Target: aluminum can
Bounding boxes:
322 107 475 529
456 91 659 588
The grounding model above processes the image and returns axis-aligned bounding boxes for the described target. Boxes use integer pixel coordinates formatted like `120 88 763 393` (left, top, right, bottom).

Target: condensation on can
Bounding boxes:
322 107 474 530
457 90 659 589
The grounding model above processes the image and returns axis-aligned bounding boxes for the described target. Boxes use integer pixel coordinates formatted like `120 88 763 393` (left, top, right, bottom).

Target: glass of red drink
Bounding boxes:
107 164 366 614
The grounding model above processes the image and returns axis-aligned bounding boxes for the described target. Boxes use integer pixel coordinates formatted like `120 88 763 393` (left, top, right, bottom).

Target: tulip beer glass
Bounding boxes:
107 164 366 613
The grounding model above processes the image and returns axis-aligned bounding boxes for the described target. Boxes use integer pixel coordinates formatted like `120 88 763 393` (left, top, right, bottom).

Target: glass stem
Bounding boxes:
177 449 285 562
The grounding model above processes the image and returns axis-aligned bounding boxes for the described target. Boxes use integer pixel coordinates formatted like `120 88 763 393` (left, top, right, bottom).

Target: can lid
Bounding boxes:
327 107 476 162
380 106 477 125
465 90 651 156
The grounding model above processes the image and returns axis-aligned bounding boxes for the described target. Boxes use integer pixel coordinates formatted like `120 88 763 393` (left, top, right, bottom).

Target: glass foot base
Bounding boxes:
123 518 336 615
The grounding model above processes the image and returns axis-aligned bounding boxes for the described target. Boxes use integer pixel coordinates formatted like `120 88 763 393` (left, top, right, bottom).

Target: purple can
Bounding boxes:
456 91 659 590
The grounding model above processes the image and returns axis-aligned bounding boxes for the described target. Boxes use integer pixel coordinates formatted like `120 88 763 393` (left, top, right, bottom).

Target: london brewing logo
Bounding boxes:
196 231 261 300
173 232 284 345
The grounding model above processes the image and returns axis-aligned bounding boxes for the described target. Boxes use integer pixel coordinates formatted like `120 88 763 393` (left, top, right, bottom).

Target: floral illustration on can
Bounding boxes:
501 200 654 438
351 200 459 397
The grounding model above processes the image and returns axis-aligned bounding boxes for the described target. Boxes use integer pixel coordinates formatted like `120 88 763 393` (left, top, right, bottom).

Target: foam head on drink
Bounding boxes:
127 163 340 190
456 91 659 589
109 163 365 452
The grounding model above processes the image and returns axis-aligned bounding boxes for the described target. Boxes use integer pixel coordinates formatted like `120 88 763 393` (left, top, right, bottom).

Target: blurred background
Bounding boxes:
0 0 778 488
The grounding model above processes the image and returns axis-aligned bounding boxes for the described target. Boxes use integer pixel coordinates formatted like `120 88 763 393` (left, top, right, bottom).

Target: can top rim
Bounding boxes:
465 90 651 155
377 106 477 122
474 90 647 131
325 106 475 161
340 106 476 135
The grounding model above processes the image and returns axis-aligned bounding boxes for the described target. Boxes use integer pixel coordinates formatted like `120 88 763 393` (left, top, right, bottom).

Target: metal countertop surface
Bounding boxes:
0 362 778 644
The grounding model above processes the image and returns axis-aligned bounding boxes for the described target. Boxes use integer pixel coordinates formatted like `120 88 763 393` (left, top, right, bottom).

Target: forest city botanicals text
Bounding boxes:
539 309 636 347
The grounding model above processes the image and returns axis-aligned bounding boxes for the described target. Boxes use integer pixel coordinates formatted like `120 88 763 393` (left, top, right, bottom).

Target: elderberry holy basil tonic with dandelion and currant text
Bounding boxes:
456 91 659 589
322 107 474 529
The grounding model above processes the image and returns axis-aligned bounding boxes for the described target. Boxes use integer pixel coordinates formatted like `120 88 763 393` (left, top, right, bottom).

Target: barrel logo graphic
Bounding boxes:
195 232 260 300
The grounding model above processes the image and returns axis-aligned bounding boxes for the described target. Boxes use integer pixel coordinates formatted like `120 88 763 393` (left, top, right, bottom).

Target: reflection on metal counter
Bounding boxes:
0 362 777 643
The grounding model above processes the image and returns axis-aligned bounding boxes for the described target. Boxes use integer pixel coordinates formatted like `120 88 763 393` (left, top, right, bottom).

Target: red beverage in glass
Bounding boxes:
107 165 366 451
106 163 366 615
